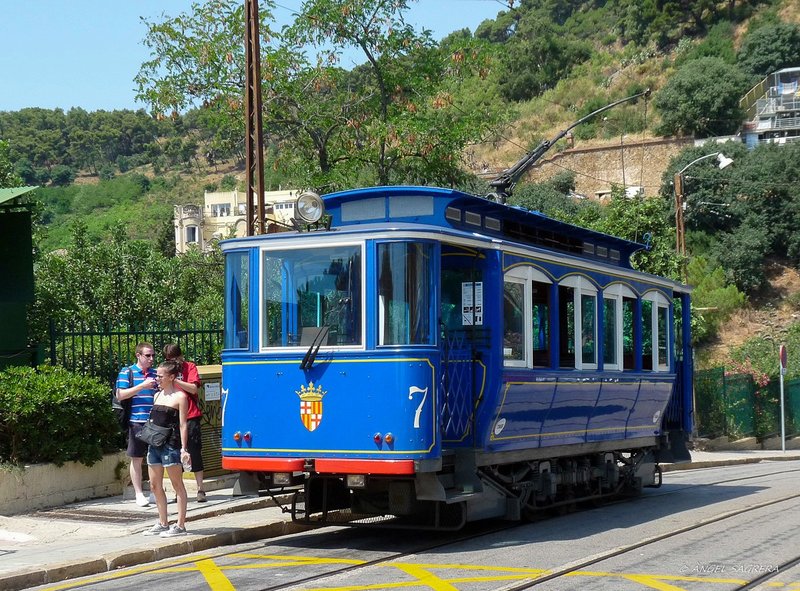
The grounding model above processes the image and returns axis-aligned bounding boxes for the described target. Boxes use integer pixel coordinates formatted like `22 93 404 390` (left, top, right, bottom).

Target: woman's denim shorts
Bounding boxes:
147 444 181 467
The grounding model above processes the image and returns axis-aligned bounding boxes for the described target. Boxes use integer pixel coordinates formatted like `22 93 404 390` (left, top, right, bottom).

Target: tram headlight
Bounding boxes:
295 191 325 223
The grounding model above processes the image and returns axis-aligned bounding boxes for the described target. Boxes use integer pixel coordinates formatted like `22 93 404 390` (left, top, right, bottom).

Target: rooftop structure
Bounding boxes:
741 67 800 148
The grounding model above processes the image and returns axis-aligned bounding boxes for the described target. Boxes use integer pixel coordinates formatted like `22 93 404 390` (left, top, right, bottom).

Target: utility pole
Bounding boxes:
674 171 686 259
244 0 265 236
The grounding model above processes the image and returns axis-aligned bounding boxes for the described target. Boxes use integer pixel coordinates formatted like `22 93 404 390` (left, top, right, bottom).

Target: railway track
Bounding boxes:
42 463 800 591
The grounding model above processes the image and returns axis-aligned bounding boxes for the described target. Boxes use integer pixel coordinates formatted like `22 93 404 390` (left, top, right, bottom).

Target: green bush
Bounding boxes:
0 365 119 467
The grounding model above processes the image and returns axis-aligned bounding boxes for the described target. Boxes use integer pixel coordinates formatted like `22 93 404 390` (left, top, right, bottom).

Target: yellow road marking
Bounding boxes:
195 558 236 591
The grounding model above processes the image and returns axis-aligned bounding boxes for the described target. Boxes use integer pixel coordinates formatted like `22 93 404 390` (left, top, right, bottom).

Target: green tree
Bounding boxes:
0 140 22 187
654 57 749 136
737 22 800 79
30 221 223 341
135 0 503 191
687 255 746 343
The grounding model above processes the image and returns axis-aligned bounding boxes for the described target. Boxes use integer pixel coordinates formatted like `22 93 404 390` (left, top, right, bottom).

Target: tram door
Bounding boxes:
439 245 489 448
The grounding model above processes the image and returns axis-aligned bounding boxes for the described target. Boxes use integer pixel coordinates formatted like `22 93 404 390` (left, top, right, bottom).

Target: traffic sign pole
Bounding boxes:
779 344 787 453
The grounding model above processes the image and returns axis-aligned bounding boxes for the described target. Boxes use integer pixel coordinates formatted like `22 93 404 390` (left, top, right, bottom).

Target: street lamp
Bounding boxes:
674 152 733 268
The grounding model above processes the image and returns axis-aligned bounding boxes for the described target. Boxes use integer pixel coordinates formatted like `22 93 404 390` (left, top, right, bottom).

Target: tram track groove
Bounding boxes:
493 491 800 591
245 490 800 591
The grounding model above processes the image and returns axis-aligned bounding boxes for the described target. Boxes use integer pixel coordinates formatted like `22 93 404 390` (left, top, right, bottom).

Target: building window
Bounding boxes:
185 225 198 244
212 203 231 217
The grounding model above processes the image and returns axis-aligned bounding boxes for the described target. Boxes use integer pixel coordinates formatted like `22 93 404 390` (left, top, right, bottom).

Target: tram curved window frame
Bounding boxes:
259 242 364 350
602 283 637 371
376 241 435 347
559 275 598 371
502 266 552 368
642 290 671 372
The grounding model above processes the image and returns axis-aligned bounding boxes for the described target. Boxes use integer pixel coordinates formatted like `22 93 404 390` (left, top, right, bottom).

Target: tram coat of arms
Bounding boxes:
296 382 326 431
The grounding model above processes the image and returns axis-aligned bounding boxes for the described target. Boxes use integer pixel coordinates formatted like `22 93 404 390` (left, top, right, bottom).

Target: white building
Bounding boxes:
174 189 300 254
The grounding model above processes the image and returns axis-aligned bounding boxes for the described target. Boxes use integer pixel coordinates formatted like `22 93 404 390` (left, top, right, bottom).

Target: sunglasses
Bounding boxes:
140 353 155 358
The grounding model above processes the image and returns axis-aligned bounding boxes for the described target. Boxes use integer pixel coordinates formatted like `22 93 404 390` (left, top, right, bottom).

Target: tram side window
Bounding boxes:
378 242 433 346
224 251 249 349
558 286 575 368
603 297 618 367
581 293 597 366
532 281 550 367
503 280 525 362
642 293 671 371
657 304 669 368
622 296 636 370
641 299 653 370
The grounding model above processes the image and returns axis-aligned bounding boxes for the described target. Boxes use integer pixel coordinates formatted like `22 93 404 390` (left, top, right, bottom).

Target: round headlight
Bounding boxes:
295 191 324 223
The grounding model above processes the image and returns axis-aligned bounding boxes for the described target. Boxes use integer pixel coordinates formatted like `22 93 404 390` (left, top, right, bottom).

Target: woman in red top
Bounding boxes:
163 343 206 502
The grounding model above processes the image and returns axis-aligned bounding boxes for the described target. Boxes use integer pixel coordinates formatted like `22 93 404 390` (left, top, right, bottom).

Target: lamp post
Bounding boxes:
674 152 733 276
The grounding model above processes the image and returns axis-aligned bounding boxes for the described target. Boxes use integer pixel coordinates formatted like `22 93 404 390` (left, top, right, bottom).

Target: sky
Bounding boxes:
0 0 507 113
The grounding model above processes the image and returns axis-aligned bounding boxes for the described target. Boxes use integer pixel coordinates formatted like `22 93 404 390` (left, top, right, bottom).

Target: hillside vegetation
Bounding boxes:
2 0 800 378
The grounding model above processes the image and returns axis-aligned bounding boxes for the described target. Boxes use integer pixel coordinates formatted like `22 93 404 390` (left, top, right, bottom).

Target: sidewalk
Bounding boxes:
2 450 800 591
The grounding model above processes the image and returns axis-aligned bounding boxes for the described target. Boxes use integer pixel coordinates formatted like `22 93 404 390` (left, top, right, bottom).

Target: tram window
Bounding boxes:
503 281 525 362
622 297 636 370
559 277 598 370
657 304 669 368
641 299 653 370
603 297 618 367
378 242 433 346
642 292 670 372
581 293 597 365
673 297 683 361
558 286 575 368
261 245 362 348
224 251 249 349
531 281 550 367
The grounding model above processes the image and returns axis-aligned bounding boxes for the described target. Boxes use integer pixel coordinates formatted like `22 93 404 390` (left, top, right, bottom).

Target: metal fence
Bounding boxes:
695 367 800 439
48 320 223 385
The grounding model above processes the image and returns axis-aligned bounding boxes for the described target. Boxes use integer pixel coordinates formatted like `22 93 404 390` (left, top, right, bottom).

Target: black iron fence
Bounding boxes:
48 320 223 385
695 367 800 439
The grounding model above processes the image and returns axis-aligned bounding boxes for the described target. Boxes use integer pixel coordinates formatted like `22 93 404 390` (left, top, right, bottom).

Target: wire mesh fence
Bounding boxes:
695 367 799 439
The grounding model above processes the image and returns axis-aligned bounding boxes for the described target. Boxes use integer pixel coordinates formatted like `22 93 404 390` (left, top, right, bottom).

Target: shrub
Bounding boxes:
0 365 119 466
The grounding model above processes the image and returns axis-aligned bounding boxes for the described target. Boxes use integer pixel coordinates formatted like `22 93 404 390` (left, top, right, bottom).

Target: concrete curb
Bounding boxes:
0 519 311 591
662 455 800 472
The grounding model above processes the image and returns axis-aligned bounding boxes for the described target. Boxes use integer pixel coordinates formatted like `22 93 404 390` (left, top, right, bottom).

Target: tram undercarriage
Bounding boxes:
288 449 662 530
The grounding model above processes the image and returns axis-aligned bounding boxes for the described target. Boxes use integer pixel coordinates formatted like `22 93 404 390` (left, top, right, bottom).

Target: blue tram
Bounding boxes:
220 186 693 528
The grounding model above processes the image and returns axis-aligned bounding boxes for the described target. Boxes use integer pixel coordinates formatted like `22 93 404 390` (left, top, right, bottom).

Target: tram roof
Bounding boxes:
322 186 645 268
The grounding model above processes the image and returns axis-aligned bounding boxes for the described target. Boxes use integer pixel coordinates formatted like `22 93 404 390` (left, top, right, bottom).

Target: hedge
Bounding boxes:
0 365 120 466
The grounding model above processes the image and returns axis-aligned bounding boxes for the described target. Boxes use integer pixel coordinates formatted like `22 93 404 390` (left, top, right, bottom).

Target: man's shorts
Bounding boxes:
127 422 149 458
187 417 204 473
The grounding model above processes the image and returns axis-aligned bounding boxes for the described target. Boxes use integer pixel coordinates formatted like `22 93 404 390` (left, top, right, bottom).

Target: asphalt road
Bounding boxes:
28 460 800 591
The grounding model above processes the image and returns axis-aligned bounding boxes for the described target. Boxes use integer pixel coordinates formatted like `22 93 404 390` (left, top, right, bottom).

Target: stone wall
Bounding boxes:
517 137 694 198
0 452 127 515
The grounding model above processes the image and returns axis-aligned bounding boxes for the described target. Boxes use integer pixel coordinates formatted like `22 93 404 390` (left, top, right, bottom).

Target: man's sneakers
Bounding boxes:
196 490 207 503
143 522 170 536
135 493 150 507
160 524 187 537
